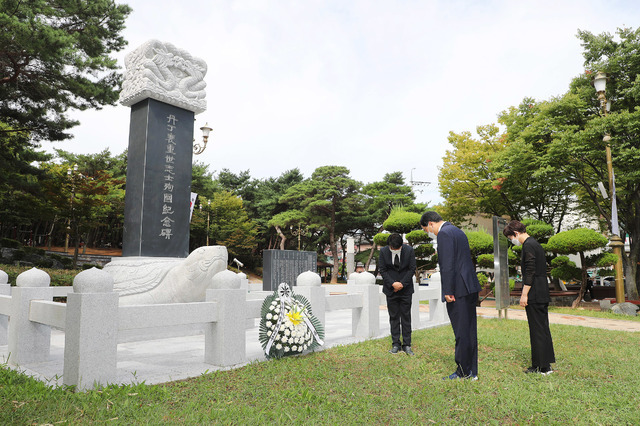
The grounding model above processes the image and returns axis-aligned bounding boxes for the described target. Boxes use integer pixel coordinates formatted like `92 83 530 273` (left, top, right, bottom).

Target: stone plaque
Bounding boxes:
263 250 317 291
492 216 510 310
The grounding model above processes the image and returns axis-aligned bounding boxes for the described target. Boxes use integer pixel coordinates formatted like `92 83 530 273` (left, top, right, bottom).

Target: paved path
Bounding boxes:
476 306 640 332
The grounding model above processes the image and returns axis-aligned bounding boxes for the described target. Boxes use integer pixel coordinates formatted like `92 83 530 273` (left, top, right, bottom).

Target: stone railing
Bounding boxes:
0 267 447 391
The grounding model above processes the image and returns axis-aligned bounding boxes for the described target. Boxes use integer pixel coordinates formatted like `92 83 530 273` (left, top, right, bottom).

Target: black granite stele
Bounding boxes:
122 98 194 258
262 250 317 291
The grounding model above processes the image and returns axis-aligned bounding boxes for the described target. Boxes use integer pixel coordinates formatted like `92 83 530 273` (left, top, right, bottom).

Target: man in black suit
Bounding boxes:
421 211 481 379
503 220 555 375
379 233 417 355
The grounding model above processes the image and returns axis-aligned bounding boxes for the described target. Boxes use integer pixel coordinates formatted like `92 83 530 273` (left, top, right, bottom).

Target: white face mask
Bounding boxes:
510 237 521 247
425 223 437 240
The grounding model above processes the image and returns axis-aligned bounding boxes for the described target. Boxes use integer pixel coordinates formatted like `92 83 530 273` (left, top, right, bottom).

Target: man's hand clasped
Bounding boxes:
392 282 403 292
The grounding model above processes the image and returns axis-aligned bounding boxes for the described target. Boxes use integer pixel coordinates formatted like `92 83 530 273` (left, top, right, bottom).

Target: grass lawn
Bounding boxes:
2 317 639 424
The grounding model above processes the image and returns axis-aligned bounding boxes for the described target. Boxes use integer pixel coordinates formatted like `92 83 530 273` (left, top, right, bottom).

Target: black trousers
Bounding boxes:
387 293 412 347
525 303 555 369
446 292 478 377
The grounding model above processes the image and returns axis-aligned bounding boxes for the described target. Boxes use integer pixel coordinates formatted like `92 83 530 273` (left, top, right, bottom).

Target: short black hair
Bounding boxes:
420 211 443 227
387 233 403 249
503 220 526 237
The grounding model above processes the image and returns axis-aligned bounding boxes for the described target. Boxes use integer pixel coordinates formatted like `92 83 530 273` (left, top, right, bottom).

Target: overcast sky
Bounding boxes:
53 0 640 205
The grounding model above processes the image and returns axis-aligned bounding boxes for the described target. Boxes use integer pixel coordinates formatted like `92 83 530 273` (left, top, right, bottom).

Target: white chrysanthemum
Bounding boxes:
276 344 282 350
272 314 278 320
281 337 288 344
284 347 290 352
303 344 308 350
266 321 272 328
267 330 272 336
284 329 291 336
292 345 297 352
266 313 272 320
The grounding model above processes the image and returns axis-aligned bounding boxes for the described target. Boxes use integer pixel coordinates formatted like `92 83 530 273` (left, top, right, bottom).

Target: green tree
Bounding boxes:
464 230 494 268
360 172 416 269
0 122 52 242
438 125 511 224
494 100 577 230
52 150 127 250
207 191 258 267
0 0 132 142
546 228 609 308
279 166 362 283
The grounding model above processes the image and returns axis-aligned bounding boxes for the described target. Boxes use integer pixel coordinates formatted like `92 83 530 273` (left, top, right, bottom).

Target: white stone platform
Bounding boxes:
0 306 443 387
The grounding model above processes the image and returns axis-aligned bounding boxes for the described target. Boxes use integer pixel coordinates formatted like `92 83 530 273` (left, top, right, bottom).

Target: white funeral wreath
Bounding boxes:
259 283 325 359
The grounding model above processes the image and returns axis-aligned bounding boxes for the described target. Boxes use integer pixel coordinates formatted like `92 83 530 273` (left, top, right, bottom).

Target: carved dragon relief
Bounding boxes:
119 39 207 114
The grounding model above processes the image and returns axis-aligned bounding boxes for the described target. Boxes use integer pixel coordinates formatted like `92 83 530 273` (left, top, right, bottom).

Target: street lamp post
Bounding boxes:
206 199 211 246
594 72 626 303
194 123 213 155
291 223 306 251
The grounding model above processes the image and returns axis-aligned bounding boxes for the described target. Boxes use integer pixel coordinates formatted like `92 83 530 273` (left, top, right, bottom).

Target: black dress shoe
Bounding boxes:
389 345 401 354
525 366 540 374
402 346 415 356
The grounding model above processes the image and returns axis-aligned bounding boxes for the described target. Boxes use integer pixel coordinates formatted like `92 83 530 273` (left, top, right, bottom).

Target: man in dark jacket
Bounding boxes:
421 211 481 379
504 220 555 375
379 233 416 355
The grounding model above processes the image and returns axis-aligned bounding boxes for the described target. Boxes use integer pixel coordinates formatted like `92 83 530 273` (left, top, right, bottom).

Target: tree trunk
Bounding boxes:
274 226 286 250
623 230 639 300
364 243 377 271
329 231 339 284
571 251 588 309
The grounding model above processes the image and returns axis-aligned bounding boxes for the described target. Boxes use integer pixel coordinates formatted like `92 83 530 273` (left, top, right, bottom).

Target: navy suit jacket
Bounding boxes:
379 244 416 297
436 222 481 302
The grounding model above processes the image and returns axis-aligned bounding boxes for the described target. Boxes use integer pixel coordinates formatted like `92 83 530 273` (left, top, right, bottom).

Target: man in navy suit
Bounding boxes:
421 211 481 379
379 233 417 355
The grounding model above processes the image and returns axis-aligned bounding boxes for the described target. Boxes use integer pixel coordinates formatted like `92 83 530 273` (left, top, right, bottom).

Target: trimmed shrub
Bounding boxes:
0 238 20 248
464 230 493 258
477 272 488 287
405 229 431 245
383 211 421 234
373 233 391 247
477 253 494 269
414 243 434 258
546 228 609 255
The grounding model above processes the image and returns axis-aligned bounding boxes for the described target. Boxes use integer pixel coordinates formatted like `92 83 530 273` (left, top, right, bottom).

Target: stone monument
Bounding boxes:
262 250 317 291
104 40 226 304
119 39 207 258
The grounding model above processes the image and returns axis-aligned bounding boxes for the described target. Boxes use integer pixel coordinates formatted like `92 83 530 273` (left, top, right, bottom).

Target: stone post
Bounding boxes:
8 268 52 365
346 271 359 286
411 275 420 329
63 268 119 391
350 272 380 338
425 272 448 323
346 237 355 279
205 270 246 366
295 271 325 326
0 270 9 345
